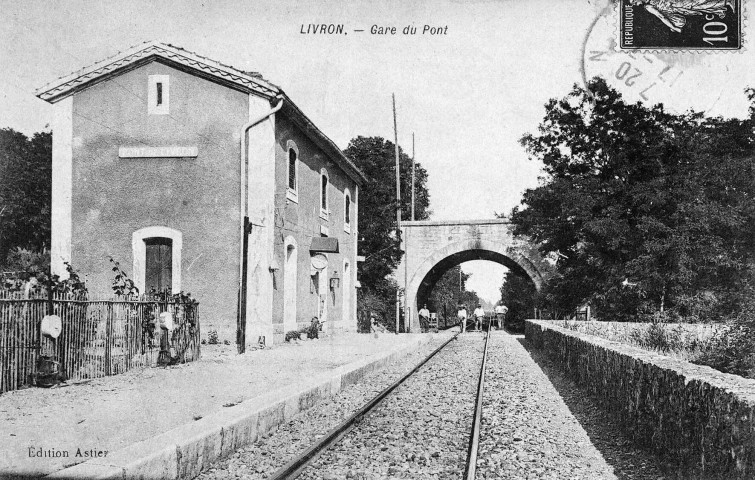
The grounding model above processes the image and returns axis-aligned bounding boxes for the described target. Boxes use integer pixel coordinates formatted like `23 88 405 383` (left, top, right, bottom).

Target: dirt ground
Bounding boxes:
0 332 427 477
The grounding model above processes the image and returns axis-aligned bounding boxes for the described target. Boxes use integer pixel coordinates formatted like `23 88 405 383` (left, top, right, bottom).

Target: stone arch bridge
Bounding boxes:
397 219 552 331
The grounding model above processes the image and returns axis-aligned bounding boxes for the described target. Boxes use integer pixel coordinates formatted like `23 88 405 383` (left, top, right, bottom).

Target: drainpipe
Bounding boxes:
237 96 283 354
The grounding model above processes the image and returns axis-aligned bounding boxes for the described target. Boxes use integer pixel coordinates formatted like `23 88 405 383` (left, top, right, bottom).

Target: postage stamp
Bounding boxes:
619 0 742 50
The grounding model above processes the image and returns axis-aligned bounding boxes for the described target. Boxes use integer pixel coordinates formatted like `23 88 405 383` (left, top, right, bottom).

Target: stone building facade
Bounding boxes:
37 42 364 344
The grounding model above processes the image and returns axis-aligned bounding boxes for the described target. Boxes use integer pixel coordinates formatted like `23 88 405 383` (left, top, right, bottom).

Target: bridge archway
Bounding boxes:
397 219 550 331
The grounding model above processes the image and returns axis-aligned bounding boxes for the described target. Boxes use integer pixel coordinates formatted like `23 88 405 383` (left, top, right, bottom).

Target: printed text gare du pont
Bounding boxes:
301 23 448 35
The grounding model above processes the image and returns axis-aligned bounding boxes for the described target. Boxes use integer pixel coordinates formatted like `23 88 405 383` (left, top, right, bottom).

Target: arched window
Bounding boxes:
286 141 299 202
320 168 329 219
344 188 351 233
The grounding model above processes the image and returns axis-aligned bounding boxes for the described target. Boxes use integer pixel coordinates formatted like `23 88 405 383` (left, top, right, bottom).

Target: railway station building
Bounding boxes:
36 42 365 345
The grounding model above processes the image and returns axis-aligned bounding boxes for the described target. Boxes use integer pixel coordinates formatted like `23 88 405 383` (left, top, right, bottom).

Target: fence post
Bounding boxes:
105 302 112 376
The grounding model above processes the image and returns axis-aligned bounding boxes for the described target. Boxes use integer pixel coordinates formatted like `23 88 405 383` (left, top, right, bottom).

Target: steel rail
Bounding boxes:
267 330 462 480
463 320 491 479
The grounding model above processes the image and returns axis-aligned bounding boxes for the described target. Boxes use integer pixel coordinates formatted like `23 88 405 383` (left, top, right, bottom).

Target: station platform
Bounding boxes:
0 331 451 479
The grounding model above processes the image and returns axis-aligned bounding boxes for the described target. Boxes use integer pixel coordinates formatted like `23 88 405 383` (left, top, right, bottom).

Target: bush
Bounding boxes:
358 289 395 333
626 320 685 354
207 330 219 345
693 323 755 379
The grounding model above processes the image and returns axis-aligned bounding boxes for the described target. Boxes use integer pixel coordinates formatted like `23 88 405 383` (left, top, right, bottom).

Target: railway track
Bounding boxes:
267 327 492 479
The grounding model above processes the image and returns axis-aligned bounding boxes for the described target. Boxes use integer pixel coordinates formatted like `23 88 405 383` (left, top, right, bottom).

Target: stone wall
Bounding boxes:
525 320 755 479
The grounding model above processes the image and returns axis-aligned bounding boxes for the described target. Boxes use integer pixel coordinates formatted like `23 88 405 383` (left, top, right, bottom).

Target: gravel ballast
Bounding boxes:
198 333 458 479
201 330 669 480
298 333 485 480
476 330 616 478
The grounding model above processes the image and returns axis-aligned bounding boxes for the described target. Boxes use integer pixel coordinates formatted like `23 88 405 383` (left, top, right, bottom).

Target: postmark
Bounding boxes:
620 0 742 50
581 2 749 116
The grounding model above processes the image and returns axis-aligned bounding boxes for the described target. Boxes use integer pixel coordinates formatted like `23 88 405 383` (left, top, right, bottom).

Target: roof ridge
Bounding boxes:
36 41 280 101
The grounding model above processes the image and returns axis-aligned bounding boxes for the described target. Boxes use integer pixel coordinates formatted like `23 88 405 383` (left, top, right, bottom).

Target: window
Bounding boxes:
288 150 297 190
320 168 329 219
286 141 299 202
148 75 170 115
344 188 351 234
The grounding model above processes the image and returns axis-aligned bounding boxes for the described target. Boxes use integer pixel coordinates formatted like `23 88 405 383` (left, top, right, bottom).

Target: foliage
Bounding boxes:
512 78 755 321
0 249 87 299
357 288 396 332
207 330 219 345
560 320 720 358
3 247 49 275
344 136 431 328
426 265 479 324
499 270 538 332
628 321 685 353
693 287 755 378
54 262 88 297
694 324 755 378
0 128 52 262
109 257 139 298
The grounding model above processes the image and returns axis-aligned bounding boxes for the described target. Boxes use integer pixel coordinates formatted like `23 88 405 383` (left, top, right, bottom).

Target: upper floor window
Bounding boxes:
148 75 170 115
344 188 351 233
320 168 329 219
286 141 299 202
288 149 297 190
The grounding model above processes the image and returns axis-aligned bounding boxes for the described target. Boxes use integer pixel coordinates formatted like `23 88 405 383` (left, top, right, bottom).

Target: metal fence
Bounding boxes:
0 291 200 394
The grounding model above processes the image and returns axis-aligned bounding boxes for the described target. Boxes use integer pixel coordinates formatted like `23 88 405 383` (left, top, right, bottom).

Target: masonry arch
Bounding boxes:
398 219 550 331
409 239 542 317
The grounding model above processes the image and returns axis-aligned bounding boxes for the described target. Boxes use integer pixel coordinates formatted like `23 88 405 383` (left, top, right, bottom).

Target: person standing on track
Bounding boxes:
473 304 485 331
457 303 468 333
494 303 508 330
418 304 430 333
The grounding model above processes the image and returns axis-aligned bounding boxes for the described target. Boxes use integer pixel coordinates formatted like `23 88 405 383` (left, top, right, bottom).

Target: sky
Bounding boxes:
2 0 754 302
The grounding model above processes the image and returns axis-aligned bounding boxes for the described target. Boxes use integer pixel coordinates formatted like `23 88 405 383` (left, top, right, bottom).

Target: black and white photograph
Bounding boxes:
1 0 754 478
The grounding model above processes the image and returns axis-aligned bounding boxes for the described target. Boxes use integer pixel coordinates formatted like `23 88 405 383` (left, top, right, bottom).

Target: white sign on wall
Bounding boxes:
118 146 198 158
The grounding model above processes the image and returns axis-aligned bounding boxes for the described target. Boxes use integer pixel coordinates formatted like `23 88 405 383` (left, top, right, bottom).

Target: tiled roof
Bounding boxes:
36 41 281 102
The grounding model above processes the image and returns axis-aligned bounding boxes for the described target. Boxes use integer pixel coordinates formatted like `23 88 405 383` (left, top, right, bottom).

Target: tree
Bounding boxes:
344 136 431 328
0 128 52 266
427 265 480 325
499 270 537 331
512 78 755 321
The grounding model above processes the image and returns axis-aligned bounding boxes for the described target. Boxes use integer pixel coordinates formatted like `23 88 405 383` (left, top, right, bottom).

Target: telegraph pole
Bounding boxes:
405 134 415 333
393 93 401 334
411 133 416 221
